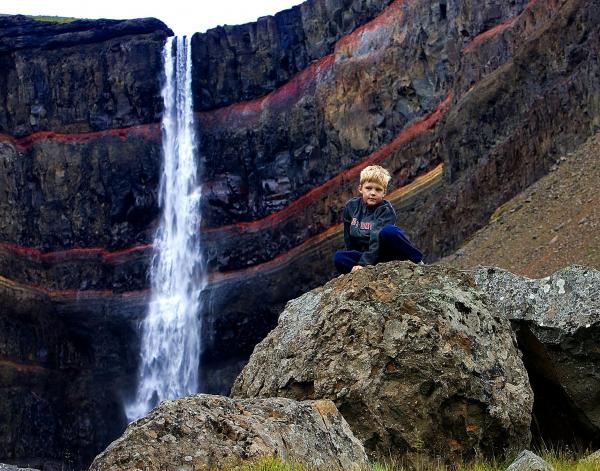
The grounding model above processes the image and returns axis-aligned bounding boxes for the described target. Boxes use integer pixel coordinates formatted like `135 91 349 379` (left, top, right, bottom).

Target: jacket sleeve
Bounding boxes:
358 204 396 266
343 203 352 250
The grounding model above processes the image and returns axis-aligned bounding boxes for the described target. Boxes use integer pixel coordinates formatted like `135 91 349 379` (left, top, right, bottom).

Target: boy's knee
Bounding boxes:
379 224 398 240
333 250 346 265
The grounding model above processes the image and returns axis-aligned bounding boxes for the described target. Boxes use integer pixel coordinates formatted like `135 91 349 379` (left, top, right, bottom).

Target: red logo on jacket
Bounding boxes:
351 218 372 230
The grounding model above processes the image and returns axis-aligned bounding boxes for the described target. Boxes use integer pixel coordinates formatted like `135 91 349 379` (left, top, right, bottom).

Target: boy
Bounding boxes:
334 165 423 274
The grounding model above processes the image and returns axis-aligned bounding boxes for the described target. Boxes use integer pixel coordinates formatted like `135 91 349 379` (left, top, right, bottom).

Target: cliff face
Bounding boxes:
2 0 600 468
0 16 168 135
198 0 600 394
0 15 170 470
191 0 394 110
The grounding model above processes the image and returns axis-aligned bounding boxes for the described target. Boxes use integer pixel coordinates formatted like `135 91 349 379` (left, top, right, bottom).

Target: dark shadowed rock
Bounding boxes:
88 394 368 471
0 16 170 136
0 16 171 52
505 450 554 471
474 265 600 447
232 262 533 464
0 278 141 471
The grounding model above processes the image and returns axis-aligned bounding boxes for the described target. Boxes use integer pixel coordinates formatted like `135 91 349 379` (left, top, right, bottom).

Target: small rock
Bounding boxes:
0 464 40 471
160 433 177 443
582 449 600 463
505 450 554 471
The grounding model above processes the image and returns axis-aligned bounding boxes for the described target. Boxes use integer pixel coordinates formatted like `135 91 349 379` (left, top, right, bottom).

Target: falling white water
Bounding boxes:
126 36 204 421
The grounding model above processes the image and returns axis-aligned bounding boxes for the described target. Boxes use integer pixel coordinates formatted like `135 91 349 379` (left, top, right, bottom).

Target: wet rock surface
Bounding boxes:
0 279 141 471
233 262 533 464
88 394 368 471
474 265 600 448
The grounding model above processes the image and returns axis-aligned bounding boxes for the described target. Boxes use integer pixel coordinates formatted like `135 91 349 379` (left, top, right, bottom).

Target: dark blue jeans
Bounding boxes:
334 225 423 274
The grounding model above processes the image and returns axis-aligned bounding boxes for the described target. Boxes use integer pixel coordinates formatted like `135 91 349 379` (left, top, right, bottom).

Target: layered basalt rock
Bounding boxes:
0 130 161 251
197 0 530 228
420 0 600 257
196 0 532 280
0 15 168 470
191 0 394 110
0 16 171 136
0 276 145 471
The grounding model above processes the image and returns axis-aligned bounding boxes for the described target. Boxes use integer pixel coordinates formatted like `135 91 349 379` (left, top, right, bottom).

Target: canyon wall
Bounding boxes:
197 0 600 395
0 15 169 470
1 0 600 468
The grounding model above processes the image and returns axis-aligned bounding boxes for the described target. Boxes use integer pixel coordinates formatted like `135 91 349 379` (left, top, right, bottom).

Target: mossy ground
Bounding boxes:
29 15 78 23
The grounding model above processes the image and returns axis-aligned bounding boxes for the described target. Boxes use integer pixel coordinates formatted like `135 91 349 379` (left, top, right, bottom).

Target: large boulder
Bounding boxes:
88 394 368 471
474 265 600 447
232 262 533 464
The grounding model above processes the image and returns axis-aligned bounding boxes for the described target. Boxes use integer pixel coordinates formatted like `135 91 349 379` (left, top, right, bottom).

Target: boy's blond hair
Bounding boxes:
359 165 391 188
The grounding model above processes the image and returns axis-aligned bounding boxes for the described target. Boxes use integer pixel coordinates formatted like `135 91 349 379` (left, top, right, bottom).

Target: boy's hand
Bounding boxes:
351 265 364 273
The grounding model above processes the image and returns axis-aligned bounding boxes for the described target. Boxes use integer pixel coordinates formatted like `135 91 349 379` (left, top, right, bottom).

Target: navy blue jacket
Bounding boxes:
342 197 396 266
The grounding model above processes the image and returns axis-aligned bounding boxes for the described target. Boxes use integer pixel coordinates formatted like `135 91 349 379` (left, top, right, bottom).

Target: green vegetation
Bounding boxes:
543 448 600 471
220 449 600 471
231 457 317 471
29 15 78 24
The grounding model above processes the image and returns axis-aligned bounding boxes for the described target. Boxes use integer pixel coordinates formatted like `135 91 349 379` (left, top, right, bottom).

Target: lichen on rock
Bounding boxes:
505 450 554 471
87 394 368 471
474 265 600 446
232 261 533 464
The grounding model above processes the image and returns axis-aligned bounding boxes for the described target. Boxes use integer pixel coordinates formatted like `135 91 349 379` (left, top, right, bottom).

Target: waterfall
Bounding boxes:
125 36 204 421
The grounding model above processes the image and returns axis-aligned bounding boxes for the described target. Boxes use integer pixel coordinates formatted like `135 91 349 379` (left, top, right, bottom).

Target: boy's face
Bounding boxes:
359 181 386 207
